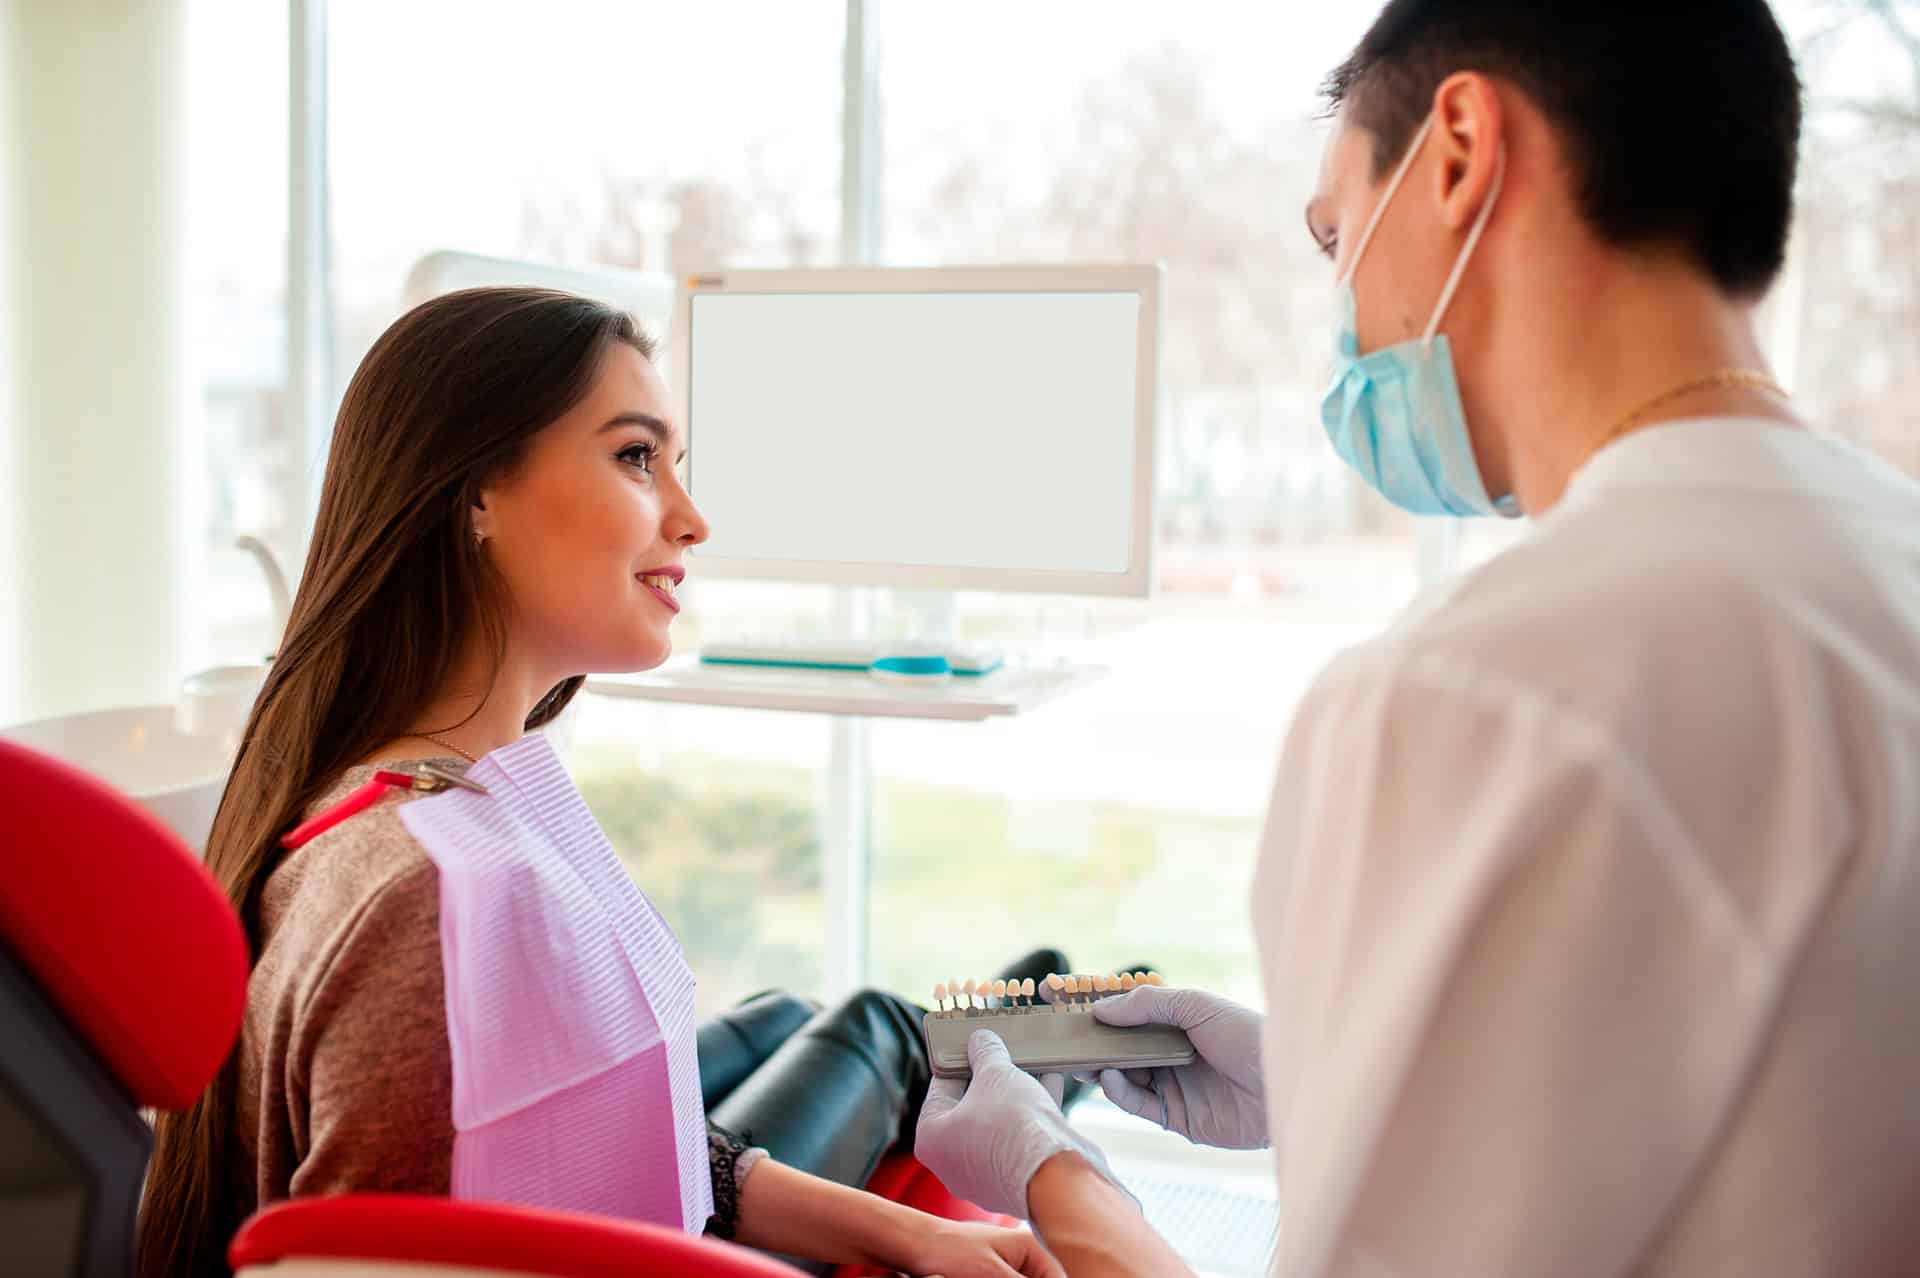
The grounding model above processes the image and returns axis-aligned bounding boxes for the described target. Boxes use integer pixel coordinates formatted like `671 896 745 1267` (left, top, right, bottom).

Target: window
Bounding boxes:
1774 0 1920 479
326 0 843 399
187 0 292 668
866 2 1393 1012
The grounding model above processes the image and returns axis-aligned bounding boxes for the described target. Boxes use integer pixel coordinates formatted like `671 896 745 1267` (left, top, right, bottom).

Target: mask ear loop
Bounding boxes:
1421 141 1507 347
1336 115 1436 289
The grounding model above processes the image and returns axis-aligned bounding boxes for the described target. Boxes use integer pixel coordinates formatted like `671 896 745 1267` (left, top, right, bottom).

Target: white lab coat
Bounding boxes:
1253 418 1920 1277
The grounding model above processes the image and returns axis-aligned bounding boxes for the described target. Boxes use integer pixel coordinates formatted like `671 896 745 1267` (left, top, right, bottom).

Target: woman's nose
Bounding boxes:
668 482 710 547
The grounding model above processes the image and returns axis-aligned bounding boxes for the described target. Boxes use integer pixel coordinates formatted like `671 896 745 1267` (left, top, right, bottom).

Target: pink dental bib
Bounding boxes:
400 733 713 1233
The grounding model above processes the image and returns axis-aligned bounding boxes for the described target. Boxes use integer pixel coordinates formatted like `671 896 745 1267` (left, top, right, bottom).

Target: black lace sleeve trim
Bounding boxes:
703 1120 753 1239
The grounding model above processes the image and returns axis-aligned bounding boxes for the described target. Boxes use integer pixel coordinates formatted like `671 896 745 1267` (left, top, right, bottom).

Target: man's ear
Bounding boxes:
1430 72 1505 233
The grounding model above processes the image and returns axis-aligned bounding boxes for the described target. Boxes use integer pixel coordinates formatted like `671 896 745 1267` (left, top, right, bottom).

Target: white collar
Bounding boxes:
1555 416 1882 517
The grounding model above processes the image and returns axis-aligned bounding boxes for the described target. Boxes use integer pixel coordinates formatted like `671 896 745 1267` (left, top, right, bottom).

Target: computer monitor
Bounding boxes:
671 265 1160 598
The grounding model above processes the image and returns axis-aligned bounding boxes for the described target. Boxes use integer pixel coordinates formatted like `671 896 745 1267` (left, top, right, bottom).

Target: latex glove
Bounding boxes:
916 1029 1134 1221
1087 985 1270 1149
905 1219 1066 1278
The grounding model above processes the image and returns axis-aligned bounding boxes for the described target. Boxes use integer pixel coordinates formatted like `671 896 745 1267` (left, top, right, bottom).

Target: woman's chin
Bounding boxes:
616 633 674 674
581 618 676 676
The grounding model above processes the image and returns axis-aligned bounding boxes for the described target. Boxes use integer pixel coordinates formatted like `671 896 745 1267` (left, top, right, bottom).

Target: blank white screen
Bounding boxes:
686 290 1140 575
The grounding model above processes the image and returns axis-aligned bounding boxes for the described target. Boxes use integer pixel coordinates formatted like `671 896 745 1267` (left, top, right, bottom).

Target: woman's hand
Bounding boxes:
727 1155 1064 1276
903 1219 1065 1278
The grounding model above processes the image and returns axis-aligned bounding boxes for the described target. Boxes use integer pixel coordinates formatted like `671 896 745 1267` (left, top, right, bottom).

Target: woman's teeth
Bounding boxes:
639 574 677 598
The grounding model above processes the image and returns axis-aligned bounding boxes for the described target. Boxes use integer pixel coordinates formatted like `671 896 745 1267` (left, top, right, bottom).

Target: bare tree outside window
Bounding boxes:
1789 0 1920 476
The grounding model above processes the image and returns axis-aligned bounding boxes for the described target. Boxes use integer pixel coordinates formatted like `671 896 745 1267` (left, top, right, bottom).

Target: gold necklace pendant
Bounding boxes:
1596 368 1789 452
417 730 479 764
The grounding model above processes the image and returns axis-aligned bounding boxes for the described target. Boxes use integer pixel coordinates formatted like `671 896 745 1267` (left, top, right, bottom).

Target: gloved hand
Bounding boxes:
1087 985 1270 1149
915 1029 1135 1221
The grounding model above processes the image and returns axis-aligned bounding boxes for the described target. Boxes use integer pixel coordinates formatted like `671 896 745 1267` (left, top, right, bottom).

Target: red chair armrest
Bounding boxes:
231 1195 800 1277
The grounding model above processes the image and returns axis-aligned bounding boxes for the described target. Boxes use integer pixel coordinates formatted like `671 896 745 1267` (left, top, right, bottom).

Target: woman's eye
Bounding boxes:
617 442 657 474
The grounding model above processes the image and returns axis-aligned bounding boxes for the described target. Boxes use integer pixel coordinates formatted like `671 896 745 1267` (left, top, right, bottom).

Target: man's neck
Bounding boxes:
1477 254 1802 515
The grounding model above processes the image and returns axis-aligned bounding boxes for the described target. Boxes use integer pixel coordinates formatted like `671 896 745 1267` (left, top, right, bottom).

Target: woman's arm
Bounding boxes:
290 860 456 1195
1026 1154 1194 1278
732 1159 1062 1277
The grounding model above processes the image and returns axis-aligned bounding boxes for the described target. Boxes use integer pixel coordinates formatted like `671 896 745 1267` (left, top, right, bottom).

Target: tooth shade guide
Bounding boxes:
921 980 1199 1080
1022 978 1037 1002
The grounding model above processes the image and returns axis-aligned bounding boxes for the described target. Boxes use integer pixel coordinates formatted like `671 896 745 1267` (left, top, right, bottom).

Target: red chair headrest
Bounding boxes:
0 738 247 1108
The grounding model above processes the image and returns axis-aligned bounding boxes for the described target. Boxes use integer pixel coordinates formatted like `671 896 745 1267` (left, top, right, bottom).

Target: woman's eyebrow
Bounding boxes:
600 411 670 438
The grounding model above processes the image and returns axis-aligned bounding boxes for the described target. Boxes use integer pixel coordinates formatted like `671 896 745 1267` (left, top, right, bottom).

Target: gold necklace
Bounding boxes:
1594 368 1789 453
416 730 478 764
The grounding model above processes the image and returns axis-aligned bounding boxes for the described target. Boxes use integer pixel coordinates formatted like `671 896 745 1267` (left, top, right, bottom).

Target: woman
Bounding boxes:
137 288 1062 1278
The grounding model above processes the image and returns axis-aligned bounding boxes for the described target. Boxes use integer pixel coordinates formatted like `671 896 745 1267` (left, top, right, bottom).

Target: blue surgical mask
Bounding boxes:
1319 116 1520 518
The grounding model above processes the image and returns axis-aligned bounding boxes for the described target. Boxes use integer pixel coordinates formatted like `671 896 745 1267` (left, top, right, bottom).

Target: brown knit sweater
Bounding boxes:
227 758 762 1233
230 760 464 1220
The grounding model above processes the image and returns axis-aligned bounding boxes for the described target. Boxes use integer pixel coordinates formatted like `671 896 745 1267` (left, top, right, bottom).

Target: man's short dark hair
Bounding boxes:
1324 0 1802 298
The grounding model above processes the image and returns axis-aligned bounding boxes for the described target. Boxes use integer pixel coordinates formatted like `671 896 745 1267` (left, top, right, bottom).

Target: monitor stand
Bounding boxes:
697 590 1005 679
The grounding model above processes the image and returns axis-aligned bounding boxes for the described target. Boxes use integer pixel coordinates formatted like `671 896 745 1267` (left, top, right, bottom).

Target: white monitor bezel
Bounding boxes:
669 263 1161 598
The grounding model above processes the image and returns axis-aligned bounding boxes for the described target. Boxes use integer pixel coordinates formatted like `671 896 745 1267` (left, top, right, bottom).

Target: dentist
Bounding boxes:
917 1 1920 1274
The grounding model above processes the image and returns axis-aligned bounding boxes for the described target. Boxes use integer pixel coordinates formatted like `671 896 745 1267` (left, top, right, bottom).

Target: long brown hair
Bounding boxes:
137 288 655 1277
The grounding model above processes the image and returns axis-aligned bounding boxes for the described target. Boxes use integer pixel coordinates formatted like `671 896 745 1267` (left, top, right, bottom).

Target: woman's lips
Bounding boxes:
637 573 680 614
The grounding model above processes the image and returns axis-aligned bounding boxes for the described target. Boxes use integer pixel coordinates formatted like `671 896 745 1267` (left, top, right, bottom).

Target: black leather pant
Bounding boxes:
699 987 930 1193
694 949 1070 1273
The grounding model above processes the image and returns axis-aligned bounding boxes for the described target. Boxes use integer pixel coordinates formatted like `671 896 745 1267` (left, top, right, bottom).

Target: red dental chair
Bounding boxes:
0 737 1002 1277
